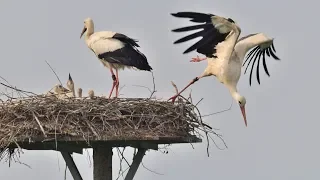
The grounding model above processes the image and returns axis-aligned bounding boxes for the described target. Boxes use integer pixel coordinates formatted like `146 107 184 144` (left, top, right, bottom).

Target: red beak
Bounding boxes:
240 105 247 127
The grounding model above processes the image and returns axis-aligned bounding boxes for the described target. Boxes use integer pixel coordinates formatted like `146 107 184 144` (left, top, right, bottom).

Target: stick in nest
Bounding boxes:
45 60 63 86
131 71 157 99
170 81 228 156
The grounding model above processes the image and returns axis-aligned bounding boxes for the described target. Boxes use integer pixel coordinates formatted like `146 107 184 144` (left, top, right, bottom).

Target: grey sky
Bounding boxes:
0 0 319 179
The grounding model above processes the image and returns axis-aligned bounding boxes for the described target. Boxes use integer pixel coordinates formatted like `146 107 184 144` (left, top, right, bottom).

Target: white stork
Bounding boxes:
168 12 280 127
80 18 153 98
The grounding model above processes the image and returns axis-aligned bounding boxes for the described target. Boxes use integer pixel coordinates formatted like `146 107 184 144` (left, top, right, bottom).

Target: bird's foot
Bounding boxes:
190 55 207 62
167 95 179 103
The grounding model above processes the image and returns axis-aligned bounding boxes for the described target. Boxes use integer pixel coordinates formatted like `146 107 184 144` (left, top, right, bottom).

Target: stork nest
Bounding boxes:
0 96 213 152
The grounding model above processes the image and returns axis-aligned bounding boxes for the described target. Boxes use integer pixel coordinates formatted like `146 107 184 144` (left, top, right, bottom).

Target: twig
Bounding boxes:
132 85 152 94
45 60 63 86
64 162 67 180
0 76 23 97
200 98 234 118
0 82 37 96
32 112 47 137
141 162 164 175
149 71 156 99
171 81 178 94
170 81 183 103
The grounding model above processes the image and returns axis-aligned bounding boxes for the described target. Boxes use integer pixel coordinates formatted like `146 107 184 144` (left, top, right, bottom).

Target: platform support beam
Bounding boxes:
124 148 147 180
93 146 113 180
61 152 83 180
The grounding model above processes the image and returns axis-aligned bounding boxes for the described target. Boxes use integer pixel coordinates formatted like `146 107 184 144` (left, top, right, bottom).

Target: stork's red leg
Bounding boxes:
168 71 209 103
108 68 117 99
115 69 120 98
168 77 200 103
190 55 207 62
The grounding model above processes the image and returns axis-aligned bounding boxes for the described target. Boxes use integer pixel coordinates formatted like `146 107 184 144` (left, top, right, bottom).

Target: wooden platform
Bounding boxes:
6 135 202 180
8 135 201 153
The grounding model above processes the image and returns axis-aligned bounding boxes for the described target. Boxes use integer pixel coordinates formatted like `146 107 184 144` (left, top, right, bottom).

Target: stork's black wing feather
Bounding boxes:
171 11 230 58
171 12 214 23
98 41 152 71
242 41 280 86
112 33 140 47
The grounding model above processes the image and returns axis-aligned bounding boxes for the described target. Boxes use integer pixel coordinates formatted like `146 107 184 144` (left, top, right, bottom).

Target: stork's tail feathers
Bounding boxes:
126 46 153 71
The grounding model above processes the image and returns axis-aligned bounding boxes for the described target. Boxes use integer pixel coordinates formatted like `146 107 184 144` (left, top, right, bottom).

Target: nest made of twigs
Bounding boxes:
0 96 209 150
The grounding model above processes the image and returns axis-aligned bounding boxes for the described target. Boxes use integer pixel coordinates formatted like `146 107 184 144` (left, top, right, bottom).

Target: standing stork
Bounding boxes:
80 18 153 98
168 12 280 127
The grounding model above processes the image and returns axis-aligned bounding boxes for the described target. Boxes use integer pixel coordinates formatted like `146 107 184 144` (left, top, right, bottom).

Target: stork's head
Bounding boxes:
238 96 247 127
231 92 247 127
67 73 74 91
80 18 94 38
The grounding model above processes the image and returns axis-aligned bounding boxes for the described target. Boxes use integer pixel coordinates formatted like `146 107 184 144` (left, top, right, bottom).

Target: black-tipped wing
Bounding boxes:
112 33 140 47
171 12 231 58
98 44 152 71
242 41 280 86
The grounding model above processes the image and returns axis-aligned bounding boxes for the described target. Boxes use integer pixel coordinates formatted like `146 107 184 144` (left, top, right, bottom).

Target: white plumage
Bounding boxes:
80 18 152 98
88 89 95 99
168 12 280 127
50 84 70 99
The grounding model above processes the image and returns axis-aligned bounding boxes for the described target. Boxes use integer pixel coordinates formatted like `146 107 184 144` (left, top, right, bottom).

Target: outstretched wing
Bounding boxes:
242 39 280 86
171 12 236 58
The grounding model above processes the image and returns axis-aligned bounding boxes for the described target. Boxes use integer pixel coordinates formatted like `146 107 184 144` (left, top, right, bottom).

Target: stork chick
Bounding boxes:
77 88 83 98
66 73 75 97
52 84 70 99
88 89 95 99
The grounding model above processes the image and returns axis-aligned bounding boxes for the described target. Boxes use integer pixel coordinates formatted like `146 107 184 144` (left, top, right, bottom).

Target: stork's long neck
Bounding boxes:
70 86 75 97
227 84 241 102
67 84 75 97
72 88 75 97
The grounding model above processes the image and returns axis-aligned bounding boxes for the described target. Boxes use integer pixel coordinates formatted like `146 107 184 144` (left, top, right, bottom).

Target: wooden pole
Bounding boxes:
124 148 146 180
61 152 83 180
93 146 113 180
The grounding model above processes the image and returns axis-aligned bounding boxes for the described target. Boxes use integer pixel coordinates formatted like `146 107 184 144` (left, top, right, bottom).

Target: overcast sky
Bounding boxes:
0 0 319 179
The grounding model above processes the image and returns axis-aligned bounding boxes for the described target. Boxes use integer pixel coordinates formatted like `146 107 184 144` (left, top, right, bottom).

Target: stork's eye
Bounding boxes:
238 101 241 104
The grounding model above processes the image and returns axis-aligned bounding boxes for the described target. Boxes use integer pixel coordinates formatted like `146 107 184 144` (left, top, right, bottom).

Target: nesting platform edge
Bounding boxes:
6 135 202 154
